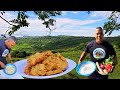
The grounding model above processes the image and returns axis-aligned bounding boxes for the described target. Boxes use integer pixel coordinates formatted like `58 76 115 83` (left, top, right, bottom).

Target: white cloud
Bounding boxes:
12 17 101 37
9 13 103 37
55 18 102 29
0 19 10 35
62 11 80 16
0 11 18 35
0 11 46 37
62 11 68 15
90 11 112 19
51 27 119 37
13 19 48 37
0 11 119 37
0 11 17 20
71 11 80 14
50 27 95 36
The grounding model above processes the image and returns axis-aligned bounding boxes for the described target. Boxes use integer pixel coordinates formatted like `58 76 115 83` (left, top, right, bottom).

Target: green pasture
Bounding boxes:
8 36 120 79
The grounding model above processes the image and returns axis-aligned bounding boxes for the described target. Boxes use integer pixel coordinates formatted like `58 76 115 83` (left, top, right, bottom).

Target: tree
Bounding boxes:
1 11 120 36
103 11 120 36
0 11 61 36
88 11 120 36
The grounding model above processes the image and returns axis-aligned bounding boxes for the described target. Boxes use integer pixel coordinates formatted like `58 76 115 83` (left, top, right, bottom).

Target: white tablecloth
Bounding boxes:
0 69 24 79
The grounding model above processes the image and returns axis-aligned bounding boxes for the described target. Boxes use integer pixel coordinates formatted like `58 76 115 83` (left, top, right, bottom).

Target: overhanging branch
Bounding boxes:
0 15 13 26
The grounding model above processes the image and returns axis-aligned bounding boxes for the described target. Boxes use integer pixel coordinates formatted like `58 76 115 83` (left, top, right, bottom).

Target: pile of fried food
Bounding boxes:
24 50 68 76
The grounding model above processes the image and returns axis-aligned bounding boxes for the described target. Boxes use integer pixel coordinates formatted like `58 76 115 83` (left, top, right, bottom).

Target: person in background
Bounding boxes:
78 27 117 79
0 36 17 70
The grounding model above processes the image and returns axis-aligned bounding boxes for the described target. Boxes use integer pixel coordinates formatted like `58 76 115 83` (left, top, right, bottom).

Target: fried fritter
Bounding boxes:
27 51 54 66
42 56 58 71
24 50 68 76
30 64 46 76
56 53 68 70
27 53 44 66
43 50 54 57
24 63 32 75
45 69 63 76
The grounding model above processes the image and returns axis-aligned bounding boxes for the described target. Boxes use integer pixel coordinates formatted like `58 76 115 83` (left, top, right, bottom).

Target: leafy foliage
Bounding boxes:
1 11 120 36
0 11 61 35
103 11 120 36
11 50 30 58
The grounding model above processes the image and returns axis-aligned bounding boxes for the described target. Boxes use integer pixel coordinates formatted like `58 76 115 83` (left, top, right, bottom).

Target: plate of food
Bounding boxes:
0 63 24 79
96 56 114 75
14 50 76 79
76 61 96 76
3 63 17 75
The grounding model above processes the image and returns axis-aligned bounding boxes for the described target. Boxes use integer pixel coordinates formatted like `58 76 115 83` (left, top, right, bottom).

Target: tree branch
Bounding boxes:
0 15 13 26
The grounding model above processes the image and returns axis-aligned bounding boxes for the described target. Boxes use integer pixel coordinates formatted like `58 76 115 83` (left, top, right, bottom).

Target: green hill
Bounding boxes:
9 36 120 79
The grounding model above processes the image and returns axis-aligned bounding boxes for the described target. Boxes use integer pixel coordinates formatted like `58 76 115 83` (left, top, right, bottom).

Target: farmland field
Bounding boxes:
8 36 120 79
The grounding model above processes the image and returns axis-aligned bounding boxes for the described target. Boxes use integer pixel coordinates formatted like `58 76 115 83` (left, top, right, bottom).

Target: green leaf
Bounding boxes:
17 11 21 19
2 11 62 35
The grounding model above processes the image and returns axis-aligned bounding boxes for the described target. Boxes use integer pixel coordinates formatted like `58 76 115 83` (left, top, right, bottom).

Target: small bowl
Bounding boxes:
76 61 96 76
3 63 17 75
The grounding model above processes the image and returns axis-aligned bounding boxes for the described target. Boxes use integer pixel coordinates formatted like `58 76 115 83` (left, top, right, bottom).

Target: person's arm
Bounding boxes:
78 51 88 64
0 46 6 68
8 53 14 64
78 41 91 64
0 61 6 68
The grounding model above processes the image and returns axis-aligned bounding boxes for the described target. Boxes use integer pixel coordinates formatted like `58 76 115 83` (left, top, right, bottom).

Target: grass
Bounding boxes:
8 36 120 79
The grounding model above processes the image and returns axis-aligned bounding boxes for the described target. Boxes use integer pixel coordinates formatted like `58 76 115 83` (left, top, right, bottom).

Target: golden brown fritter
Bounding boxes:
56 53 68 70
27 51 54 66
24 63 32 75
27 52 46 66
24 50 68 76
30 64 46 76
45 69 63 76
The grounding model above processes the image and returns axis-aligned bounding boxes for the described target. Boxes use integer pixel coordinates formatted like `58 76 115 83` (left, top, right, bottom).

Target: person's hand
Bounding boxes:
10 60 14 64
78 60 82 64
96 62 108 75
0 61 6 68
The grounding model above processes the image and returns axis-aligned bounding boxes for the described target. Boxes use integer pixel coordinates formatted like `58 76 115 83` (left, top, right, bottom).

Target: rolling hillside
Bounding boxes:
9 36 120 79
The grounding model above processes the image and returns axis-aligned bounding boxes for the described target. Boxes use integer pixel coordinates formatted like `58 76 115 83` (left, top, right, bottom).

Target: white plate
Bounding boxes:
14 58 76 79
76 61 96 76
4 63 17 75
0 70 24 79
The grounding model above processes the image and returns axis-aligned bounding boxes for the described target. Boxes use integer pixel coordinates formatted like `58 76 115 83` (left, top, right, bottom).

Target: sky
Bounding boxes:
0 11 120 37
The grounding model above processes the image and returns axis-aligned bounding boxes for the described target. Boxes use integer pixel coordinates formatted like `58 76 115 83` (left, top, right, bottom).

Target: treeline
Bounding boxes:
11 36 120 58
11 51 31 58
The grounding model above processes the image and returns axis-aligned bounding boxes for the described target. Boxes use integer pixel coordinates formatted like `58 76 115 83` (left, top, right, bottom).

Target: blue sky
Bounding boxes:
0 11 120 37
